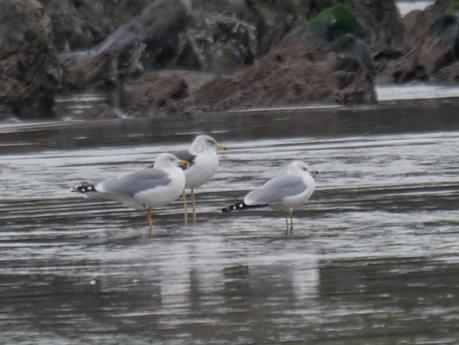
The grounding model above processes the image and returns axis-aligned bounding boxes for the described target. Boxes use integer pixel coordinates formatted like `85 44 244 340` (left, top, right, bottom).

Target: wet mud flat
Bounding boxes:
2 102 459 344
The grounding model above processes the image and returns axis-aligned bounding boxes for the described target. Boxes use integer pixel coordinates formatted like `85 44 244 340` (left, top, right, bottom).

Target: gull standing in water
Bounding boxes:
222 161 319 232
72 153 189 234
175 135 229 223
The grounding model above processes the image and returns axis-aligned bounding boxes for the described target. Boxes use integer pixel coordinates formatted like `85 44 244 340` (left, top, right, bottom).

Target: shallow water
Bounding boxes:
2 102 459 344
377 83 459 101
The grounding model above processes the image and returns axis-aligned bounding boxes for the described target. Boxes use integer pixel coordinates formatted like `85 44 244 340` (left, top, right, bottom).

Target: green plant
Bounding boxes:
309 4 358 42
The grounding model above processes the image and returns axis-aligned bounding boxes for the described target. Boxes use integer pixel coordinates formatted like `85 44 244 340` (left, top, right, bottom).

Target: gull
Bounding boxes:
72 153 189 234
222 161 319 231
175 135 229 223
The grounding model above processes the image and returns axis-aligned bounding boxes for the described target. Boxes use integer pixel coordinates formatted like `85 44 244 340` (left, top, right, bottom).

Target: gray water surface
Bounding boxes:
1 104 459 344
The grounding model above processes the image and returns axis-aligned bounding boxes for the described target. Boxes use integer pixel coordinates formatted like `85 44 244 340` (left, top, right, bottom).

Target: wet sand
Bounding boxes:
1 101 459 344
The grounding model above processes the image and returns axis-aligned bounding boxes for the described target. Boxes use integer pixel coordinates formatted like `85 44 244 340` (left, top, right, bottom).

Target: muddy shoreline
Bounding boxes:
2 94 459 156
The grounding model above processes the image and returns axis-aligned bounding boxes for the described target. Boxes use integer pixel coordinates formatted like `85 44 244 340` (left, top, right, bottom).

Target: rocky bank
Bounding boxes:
1 0 459 119
380 0 459 83
0 0 60 118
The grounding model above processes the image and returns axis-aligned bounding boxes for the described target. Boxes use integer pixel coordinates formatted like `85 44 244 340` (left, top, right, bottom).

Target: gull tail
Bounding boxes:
71 182 98 194
221 201 266 213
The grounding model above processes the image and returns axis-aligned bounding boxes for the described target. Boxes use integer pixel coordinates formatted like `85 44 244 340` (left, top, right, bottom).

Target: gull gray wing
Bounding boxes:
98 168 171 197
244 174 307 205
174 150 196 167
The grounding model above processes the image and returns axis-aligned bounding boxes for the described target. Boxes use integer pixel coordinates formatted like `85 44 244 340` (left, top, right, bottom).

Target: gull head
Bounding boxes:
288 161 319 176
190 134 229 153
154 153 189 169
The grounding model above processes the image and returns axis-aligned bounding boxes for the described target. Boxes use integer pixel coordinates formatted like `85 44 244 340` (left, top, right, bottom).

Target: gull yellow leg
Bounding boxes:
182 190 189 225
191 188 197 223
147 208 154 236
285 215 290 231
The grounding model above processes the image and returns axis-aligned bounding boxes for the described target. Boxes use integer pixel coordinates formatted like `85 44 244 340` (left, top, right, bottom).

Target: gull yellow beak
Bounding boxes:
178 160 190 168
217 144 229 151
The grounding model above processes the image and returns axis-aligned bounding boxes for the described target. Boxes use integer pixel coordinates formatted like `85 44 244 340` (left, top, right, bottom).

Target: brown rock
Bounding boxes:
350 0 404 52
60 0 192 89
40 0 151 51
124 72 190 116
434 60 459 81
402 10 431 49
402 0 452 48
178 7 258 73
381 0 459 83
60 53 109 89
185 31 376 111
0 0 60 118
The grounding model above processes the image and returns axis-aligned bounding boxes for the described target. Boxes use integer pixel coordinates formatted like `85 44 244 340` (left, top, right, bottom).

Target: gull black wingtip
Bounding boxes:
222 202 244 213
221 204 239 212
72 182 97 194
222 201 265 213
